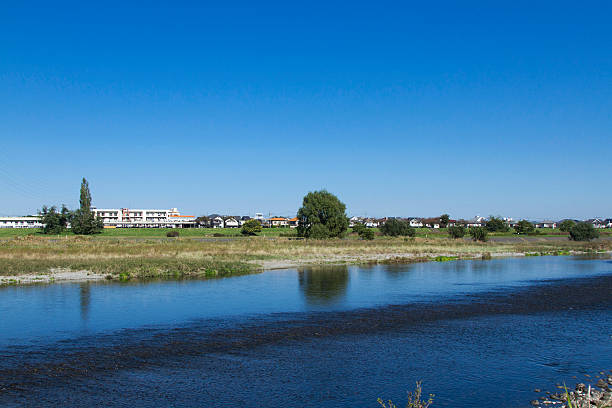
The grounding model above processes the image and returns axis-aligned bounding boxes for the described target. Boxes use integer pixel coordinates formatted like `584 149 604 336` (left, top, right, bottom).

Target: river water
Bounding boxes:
1 256 611 407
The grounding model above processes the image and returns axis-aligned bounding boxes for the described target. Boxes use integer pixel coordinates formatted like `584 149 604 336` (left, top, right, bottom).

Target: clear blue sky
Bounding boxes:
1 1 610 220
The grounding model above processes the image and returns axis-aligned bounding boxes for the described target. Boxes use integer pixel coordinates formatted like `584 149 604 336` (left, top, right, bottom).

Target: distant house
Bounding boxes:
421 217 441 229
239 216 251 226
269 217 289 227
288 217 299 228
409 218 423 228
211 216 224 228
605 219 612 228
535 221 557 229
587 218 606 229
224 217 240 228
465 217 484 227
349 216 363 227
364 218 379 228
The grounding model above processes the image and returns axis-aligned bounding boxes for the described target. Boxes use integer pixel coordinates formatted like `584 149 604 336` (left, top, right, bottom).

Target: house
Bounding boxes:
409 218 423 228
605 219 612 228
364 218 379 228
269 217 289 227
587 218 606 229
534 221 557 229
464 217 484 227
224 217 240 228
288 217 299 228
349 216 363 227
421 217 441 228
239 216 251 226
210 215 224 228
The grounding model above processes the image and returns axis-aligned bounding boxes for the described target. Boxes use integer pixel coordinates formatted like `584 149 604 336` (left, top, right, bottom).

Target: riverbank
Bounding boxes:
532 374 612 407
1 234 611 285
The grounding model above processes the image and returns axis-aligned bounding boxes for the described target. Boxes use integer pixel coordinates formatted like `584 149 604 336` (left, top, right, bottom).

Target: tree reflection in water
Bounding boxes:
298 265 349 306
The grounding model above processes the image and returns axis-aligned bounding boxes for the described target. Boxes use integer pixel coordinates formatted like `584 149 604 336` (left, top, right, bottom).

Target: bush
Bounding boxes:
485 216 509 232
514 220 535 235
352 223 367 235
359 228 375 240
297 190 349 238
469 226 488 242
559 219 576 232
166 230 179 237
380 218 415 237
569 222 599 241
241 219 262 236
447 225 465 239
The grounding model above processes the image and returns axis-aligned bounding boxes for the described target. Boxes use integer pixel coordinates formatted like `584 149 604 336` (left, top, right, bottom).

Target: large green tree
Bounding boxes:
71 178 103 235
514 220 535 235
297 190 349 238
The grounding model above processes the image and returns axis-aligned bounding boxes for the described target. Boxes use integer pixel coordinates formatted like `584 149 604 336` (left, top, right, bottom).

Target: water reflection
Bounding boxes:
298 266 349 305
79 283 91 321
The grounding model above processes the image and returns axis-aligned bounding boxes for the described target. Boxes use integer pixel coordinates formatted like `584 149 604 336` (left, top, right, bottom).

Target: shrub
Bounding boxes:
381 218 415 237
359 228 375 240
559 219 576 232
514 220 535 235
447 225 465 239
212 233 224 237
378 381 434 408
569 222 599 241
166 230 179 237
469 226 488 242
241 219 262 236
352 223 367 235
485 216 509 232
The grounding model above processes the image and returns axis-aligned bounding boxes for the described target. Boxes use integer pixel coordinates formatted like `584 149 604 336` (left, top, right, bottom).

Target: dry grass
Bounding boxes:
1 234 610 281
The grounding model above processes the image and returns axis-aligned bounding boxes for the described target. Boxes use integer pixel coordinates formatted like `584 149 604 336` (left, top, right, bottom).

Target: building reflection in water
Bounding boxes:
297 265 349 306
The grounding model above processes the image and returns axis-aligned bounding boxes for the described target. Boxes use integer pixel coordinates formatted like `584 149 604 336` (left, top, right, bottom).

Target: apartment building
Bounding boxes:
0 216 43 228
91 207 195 228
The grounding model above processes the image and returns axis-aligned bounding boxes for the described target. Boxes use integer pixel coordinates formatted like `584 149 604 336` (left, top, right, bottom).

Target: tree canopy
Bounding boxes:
440 214 450 228
297 190 349 239
514 220 535 235
559 219 576 232
485 216 509 232
39 205 71 234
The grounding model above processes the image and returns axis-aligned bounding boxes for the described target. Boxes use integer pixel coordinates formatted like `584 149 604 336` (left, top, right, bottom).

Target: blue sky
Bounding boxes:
1 1 610 219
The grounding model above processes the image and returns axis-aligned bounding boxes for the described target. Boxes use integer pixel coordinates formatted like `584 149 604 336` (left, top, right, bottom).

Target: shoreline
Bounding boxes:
2 250 609 287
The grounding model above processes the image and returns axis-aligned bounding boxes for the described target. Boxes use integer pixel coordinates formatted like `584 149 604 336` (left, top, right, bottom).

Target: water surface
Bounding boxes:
0 256 611 407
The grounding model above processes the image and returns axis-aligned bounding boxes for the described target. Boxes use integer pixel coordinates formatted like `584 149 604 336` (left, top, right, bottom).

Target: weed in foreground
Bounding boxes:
378 381 434 408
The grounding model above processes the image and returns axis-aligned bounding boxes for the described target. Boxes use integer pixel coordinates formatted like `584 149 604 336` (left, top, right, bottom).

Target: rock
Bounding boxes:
575 383 587 392
530 400 540 406
534 388 541 393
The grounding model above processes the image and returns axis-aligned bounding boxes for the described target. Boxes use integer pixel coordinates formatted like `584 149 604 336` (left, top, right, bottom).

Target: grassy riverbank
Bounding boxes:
1 229 611 285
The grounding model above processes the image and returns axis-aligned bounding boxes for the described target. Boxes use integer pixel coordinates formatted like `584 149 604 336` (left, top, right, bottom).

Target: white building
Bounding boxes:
0 216 43 228
91 207 195 228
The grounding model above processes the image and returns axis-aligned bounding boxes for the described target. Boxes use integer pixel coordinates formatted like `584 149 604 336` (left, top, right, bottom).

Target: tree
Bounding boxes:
440 214 450 228
195 216 211 228
469 226 488 242
39 205 70 234
380 218 415 237
241 219 262 236
447 225 465 239
352 222 367 235
485 216 509 232
514 220 535 235
569 222 599 241
559 219 576 232
71 178 103 235
297 190 349 238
